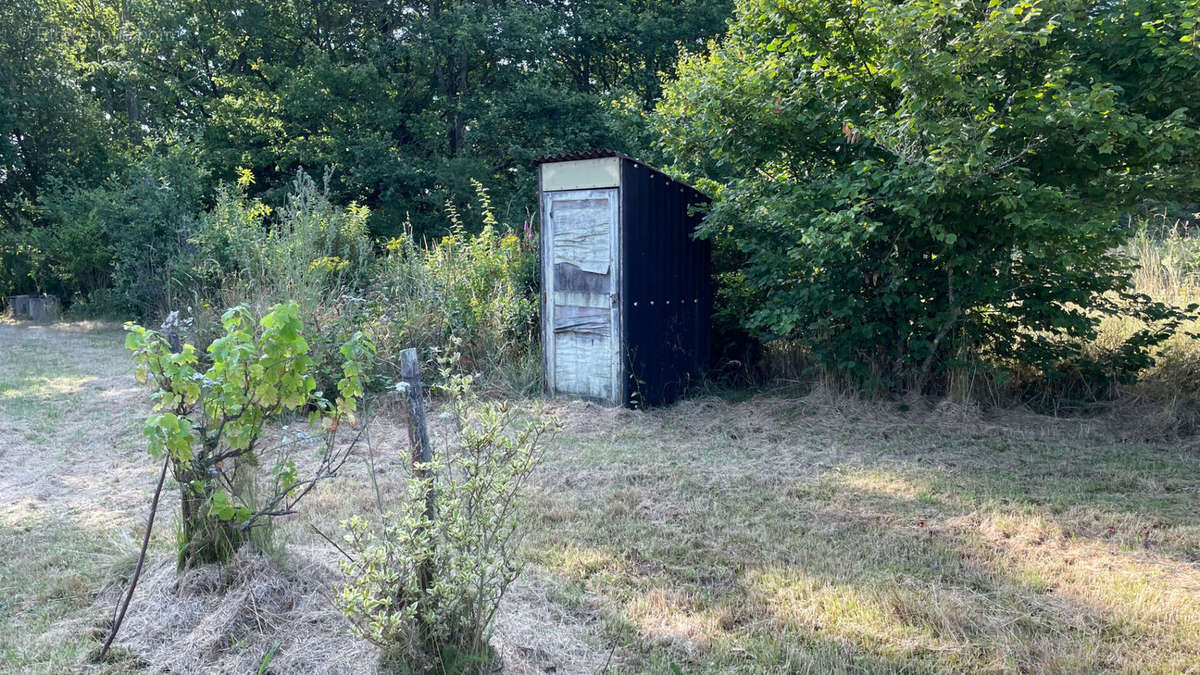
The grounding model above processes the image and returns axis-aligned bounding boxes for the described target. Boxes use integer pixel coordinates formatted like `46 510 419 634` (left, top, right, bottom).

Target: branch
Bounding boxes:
236 415 370 532
97 453 170 661
912 269 961 395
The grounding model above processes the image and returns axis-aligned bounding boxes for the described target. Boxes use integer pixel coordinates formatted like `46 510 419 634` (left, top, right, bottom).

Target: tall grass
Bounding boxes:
170 170 541 398
1094 212 1200 428
1125 213 1200 302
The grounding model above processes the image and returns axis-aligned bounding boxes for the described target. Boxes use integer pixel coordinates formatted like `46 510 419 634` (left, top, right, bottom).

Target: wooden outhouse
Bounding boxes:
535 150 712 407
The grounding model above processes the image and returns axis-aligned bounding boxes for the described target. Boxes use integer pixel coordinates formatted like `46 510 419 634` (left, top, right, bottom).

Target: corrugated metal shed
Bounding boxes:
536 150 711 407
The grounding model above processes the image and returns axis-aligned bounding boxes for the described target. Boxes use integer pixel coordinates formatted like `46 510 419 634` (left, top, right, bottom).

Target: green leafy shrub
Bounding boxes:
125 302 373 567
175 171 273 306
657 0 1200 396
30 145 210 316
337 354 554 672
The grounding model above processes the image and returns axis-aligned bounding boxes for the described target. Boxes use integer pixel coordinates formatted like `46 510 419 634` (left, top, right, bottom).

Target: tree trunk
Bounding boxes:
175 463 245 568
119 0 140 143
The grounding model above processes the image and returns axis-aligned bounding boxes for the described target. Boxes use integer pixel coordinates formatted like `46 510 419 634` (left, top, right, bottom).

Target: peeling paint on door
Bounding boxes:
542 188 620 404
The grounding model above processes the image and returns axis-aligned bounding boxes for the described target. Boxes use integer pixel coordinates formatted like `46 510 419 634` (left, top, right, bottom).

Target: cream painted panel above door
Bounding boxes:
541 157 620 191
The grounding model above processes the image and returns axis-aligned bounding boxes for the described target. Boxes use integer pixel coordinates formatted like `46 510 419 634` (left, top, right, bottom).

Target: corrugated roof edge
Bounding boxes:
532 148 707 196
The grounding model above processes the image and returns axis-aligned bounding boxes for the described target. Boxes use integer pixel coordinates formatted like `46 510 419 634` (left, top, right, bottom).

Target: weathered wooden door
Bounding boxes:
543 188 621 404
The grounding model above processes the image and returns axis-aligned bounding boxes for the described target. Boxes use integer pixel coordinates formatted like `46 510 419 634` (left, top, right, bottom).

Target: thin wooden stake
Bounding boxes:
97 453 170 661
400 348 434 483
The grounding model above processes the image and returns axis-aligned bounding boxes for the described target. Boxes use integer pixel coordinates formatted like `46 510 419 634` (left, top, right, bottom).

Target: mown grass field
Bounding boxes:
2 320 1199 673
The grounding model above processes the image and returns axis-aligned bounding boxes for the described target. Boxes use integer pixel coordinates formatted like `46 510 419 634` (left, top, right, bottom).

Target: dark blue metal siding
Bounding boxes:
619 158 712 407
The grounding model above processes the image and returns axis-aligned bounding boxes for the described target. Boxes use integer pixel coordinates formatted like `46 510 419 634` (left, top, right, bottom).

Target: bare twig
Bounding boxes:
601 642 617 673
362 399 384 514
236 418 369 532
97 453 170 661
308 523 356 563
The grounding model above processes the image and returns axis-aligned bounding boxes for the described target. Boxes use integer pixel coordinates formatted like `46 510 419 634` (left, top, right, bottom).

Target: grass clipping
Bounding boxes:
98 546 381 673
93 537 610 674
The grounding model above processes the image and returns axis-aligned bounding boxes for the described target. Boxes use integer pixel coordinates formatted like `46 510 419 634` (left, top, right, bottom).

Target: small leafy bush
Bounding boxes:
337 354 554 672
125 302 373 567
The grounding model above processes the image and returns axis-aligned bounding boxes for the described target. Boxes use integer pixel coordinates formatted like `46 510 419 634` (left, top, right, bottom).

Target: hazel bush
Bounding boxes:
126 302 373 567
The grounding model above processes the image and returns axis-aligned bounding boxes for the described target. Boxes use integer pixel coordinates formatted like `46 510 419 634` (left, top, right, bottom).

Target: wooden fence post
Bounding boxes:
399 348 436 603
400 348 433 491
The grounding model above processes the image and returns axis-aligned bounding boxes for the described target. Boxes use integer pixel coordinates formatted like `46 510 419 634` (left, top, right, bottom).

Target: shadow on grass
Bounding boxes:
528 398 1200 672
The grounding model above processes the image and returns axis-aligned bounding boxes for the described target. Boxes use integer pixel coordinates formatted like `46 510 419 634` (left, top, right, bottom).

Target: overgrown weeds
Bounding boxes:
168 169 540 400
367 181 539 396
1091 211 1200 429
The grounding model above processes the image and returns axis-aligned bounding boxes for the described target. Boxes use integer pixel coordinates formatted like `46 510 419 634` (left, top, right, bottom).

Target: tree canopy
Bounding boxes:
657 0 1200 392
1 0 731 302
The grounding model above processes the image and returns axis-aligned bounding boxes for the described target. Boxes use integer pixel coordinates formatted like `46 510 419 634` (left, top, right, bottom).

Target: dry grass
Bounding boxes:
531 395 1200 672
1098 225 1200 426
0 319 155 671
2 321 1199 673
0 320 610 674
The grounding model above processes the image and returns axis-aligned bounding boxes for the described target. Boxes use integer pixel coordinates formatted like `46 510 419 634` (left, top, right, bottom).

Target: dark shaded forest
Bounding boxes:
3 0 1199 401
0 0 730 309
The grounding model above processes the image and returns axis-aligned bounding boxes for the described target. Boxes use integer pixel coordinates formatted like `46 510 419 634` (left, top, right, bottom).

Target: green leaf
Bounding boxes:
210 490 236 521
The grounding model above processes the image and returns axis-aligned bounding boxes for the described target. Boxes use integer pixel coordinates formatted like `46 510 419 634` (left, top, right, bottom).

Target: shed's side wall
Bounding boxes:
620 159 711 407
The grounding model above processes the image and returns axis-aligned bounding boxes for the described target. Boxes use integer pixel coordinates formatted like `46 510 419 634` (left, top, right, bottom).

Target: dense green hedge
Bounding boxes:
658 0 1200 394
